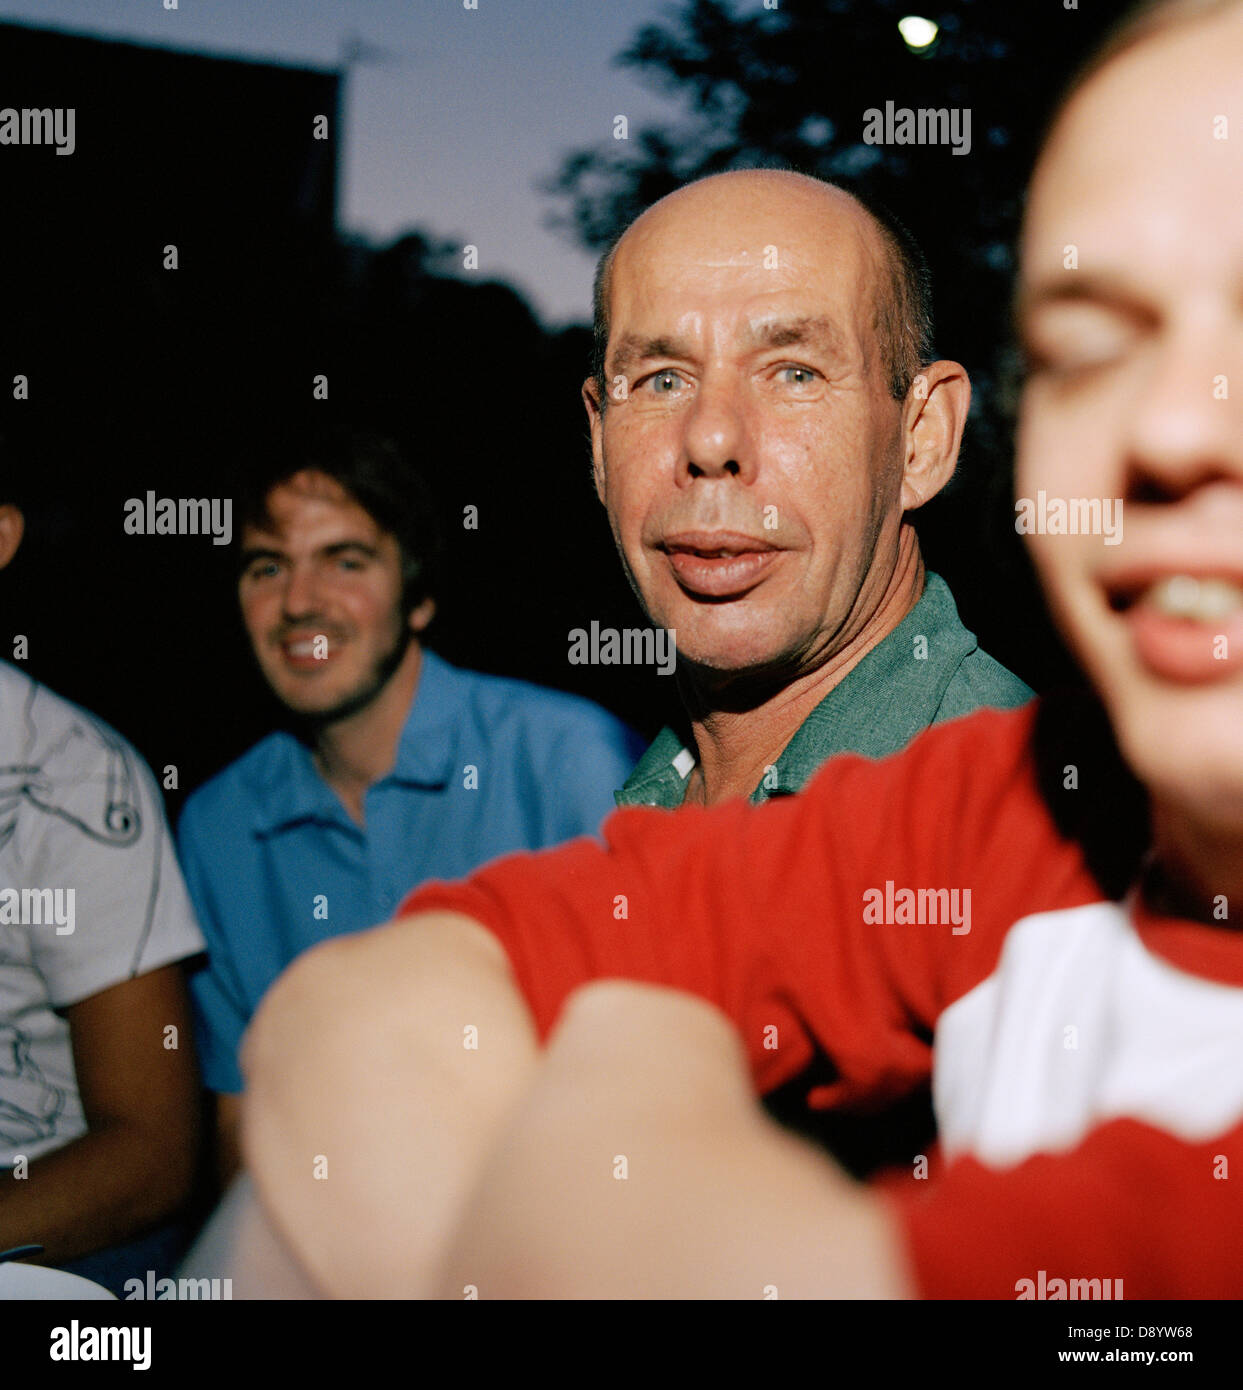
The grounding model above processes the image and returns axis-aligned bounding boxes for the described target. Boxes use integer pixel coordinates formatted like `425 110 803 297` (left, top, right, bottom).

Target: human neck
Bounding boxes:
680 531 925 807
1147 796 1243 925
310 642 424 826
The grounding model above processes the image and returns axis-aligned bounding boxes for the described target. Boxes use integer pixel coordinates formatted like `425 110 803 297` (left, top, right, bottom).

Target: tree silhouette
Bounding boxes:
549 0 1124 278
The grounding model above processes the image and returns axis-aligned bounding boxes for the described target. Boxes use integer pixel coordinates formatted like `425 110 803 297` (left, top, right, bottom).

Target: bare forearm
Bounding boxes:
0 1120 194 1265
438 981 915 1299
242 911 539 1299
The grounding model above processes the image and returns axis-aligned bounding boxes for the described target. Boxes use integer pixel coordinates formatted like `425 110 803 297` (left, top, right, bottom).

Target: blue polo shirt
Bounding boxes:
178 649 644 1093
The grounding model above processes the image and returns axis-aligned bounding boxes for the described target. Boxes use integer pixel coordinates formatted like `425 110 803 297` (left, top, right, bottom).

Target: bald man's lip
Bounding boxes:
660 532 780 598
661 530 778 555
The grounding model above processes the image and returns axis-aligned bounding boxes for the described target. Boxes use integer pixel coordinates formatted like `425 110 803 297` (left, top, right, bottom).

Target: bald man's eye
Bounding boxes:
638 369 689 397
765 364 825 397
775 365 820 387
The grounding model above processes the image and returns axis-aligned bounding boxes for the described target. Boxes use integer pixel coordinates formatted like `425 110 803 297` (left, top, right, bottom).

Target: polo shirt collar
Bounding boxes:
615 572 975 808
388 648 463 787
764 571 974 795
246 734 343 836
612 725 696 808
246 647 462 836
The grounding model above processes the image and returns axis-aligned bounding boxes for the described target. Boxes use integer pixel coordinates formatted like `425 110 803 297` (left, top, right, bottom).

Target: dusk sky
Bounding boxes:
0 0 683 325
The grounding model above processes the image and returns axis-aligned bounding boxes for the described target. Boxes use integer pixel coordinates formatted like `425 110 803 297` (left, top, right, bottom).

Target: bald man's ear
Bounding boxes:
582 378 607 505
899 361 971 513
0 505 25 570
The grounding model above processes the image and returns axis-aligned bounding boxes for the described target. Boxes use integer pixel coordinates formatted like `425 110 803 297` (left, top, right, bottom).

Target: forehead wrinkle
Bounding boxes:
604 193 893 390
744 314 847 355
609 314 850 375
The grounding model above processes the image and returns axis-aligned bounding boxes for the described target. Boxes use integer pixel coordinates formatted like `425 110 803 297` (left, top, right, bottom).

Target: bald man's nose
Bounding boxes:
678 377 755 485
1122 323 1243 500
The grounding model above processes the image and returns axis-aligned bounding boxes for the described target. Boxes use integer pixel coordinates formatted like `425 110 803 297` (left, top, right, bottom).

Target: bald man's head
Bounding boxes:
590 171 932 407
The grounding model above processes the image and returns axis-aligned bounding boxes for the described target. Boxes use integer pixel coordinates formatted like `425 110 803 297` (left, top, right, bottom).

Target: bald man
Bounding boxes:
588 171 1030 813
587 170 1030 1176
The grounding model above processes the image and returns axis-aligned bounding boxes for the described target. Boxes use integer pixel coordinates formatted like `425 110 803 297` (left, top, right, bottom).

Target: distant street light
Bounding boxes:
898 16 940 52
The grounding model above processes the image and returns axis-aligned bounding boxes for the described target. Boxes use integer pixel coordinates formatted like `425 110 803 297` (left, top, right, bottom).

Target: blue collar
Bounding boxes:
246 648 463 836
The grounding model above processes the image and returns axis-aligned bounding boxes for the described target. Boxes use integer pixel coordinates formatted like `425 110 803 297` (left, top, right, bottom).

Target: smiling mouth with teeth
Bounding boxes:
279 634 338 662
1111 576 1243 622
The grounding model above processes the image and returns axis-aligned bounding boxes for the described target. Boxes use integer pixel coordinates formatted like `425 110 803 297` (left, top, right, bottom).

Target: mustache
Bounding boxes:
270 622 352 644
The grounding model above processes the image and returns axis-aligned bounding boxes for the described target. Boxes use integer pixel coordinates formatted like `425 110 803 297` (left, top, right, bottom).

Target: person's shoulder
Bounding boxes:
0 664 184 869
0 659 105 743
919 698 1039 755
945 646 1035 713
0 660 149 777
808 701 1041 805
788 703 1054 900
917 574 1035 716
445 658 635 746
178 732 295 835
0 655 35 707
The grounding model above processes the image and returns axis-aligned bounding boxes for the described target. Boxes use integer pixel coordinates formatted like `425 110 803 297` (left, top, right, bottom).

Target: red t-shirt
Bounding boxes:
402 703 1243 1298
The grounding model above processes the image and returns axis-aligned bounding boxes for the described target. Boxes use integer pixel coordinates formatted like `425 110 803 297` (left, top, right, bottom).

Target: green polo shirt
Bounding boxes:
615 572 1032 808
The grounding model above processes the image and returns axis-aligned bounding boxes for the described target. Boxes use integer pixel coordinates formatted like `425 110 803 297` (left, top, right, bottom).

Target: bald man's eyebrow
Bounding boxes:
608 318 847 379
745 316 846 355
608 333 691 379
